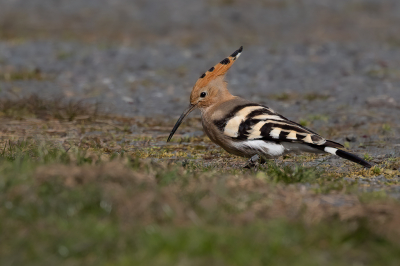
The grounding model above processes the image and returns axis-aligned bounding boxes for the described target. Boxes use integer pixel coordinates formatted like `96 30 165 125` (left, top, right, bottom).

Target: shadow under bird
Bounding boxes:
167 46 372 169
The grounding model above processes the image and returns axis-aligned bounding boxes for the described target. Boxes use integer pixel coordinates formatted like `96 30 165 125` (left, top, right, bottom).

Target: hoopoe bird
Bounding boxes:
167 46 372 169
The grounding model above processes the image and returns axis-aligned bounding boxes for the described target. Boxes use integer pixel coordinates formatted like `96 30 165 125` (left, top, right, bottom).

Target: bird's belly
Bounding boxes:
281 142 324 154
231 140 286 158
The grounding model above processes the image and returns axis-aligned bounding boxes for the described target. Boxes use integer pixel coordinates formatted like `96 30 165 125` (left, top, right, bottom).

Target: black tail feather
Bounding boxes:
335 149 372 168
309 144 372 168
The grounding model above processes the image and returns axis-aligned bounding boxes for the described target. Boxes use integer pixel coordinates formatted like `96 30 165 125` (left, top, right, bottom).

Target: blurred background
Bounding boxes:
0 0 399 122
2 2 400 265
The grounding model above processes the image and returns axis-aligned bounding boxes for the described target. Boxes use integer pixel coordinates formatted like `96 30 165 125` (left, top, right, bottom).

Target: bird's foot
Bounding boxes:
243 154 260 170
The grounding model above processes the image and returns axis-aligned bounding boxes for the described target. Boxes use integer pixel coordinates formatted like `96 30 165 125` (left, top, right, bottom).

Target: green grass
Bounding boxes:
364 153 373 161
0 138 400 266
263 163 322 184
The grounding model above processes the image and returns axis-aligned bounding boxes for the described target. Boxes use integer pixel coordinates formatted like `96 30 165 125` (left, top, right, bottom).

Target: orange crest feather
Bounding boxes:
194 46 243 89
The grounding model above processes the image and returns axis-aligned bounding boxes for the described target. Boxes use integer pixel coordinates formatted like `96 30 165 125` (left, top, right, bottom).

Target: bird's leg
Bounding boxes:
243 154 260 169
260 157 267 165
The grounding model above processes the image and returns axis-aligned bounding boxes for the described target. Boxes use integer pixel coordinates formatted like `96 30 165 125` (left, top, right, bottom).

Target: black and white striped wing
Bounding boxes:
214 103 330 146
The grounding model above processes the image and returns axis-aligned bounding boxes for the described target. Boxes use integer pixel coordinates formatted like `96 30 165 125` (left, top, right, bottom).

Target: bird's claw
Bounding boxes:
243 154 260 170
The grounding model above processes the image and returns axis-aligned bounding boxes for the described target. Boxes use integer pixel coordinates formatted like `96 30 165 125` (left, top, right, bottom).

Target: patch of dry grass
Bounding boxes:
0 95 100 121
0 67 46 81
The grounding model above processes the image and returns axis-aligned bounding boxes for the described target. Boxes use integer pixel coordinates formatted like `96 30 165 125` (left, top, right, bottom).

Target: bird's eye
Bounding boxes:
200 92 207 98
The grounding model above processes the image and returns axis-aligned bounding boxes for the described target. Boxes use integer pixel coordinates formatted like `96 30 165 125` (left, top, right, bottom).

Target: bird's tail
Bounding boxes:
309 141 372 168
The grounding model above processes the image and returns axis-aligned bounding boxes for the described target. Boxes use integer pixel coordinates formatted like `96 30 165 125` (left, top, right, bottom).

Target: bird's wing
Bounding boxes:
213 103 343 148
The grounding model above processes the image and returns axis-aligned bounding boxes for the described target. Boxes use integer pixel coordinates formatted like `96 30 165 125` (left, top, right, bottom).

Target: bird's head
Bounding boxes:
167 46 243 142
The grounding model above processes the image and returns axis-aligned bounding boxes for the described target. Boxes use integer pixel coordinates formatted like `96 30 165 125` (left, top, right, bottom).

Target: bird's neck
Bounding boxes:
200 90 236 116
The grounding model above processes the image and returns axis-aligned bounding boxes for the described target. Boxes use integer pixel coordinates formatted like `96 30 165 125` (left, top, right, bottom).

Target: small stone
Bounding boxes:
345 136 357 142
122 96 134 104
366 95 397 108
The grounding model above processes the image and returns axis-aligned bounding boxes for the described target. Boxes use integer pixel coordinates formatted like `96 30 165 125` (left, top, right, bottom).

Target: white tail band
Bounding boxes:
324 146 338 155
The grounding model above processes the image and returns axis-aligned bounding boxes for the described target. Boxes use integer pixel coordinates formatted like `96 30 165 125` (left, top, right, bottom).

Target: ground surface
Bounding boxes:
1 0 400 265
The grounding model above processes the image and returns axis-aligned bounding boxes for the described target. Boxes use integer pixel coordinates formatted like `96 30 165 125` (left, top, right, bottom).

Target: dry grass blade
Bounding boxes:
0 95 100 121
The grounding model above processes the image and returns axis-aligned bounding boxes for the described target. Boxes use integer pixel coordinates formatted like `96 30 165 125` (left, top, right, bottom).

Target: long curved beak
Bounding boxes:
167 104 197 142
